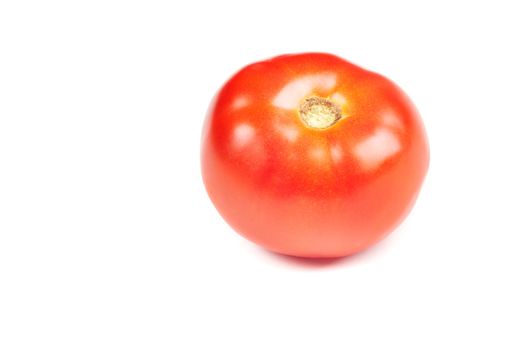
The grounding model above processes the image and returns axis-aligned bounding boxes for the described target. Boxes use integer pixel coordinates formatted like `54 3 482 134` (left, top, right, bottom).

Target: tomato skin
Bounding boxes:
201 53 429 258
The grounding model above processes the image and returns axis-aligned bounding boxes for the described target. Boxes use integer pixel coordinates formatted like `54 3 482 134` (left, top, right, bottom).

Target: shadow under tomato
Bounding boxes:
265 251 347 268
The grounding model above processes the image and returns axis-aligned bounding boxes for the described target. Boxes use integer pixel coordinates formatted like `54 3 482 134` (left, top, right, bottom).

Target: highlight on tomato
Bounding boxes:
201 53 429 258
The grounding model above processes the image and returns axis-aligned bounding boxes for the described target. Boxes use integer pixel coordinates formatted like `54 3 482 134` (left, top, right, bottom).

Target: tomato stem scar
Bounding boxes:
299 96 342 129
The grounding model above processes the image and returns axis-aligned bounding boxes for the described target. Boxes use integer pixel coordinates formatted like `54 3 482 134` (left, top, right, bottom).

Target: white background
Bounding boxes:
1 1 524 349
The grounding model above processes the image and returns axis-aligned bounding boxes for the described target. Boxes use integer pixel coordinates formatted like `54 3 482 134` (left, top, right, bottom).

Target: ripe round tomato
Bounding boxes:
201 53 429 258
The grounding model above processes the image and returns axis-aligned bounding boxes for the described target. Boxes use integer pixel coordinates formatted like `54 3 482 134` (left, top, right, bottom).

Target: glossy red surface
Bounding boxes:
201 53 429 258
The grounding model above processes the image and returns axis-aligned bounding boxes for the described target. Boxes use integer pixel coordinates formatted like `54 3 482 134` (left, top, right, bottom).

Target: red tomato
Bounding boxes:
201 53 429 258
